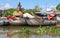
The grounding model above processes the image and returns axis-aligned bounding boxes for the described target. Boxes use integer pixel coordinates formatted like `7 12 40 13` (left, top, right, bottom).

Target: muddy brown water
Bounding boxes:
0 26 59 38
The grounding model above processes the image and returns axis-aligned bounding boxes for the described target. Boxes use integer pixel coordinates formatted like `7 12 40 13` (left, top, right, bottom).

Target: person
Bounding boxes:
13 2 23 18
47 9 56 20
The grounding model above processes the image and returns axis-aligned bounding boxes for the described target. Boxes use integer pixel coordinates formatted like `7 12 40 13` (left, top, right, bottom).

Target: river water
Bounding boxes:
0 26 60 38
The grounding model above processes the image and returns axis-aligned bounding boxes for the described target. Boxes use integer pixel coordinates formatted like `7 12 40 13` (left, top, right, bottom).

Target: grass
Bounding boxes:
13 26 60 36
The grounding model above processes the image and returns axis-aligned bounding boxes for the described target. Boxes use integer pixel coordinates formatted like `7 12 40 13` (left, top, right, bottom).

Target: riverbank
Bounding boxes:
0 26 60 38
12 25 60 36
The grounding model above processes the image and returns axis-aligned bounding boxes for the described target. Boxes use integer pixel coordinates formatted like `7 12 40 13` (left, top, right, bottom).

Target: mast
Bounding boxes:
17 2 21 11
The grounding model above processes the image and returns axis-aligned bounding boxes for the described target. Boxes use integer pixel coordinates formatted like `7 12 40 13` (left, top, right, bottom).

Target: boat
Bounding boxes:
0 17 57 26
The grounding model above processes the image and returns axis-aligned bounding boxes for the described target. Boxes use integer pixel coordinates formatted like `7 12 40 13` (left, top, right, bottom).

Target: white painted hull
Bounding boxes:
56 16 60 21
9 18 26 25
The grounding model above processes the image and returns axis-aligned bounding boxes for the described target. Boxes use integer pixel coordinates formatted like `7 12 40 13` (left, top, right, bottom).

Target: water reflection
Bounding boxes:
0 34 17 38
0 26 59 38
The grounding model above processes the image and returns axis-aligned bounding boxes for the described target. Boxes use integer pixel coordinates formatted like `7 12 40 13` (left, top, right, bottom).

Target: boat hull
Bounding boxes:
7 18 57 26
9 18 26 25
26 18 57 25
0 20 9 26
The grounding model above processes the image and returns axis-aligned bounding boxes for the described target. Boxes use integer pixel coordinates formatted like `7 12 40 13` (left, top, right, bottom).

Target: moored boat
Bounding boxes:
0 17 57 26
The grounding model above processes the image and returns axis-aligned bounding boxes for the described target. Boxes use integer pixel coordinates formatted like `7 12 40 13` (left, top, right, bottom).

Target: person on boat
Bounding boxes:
13 2 23 18
47 9 56 20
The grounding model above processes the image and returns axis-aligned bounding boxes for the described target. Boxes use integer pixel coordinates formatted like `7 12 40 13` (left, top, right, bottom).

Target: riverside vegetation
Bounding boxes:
13 26 60 36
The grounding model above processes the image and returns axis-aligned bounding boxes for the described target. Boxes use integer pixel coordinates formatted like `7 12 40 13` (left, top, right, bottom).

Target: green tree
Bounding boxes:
22 9 35 15
34 5 42 12
56 3 60 11
6 8 16 16
28 9 35 15
21 8 25 13
0 10 2 16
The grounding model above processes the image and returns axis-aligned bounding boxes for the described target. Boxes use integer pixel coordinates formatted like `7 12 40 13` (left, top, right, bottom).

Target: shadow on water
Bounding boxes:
0 26 60 38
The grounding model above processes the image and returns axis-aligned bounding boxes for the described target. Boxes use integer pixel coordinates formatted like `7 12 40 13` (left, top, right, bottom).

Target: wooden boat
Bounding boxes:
0 17 57 26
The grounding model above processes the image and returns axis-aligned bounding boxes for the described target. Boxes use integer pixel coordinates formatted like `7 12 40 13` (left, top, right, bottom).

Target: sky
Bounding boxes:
0 0 60 11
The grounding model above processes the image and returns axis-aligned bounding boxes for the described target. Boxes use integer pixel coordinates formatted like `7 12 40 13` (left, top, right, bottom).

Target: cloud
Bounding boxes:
0 6 5 10
4 3 12 9
50 5 57 9
0 3 13 10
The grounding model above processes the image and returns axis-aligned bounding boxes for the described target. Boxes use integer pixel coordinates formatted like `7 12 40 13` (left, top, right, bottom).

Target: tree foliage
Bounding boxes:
0 10 2 16
6 8 16 16
34 5 42 12
56 3 60 11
